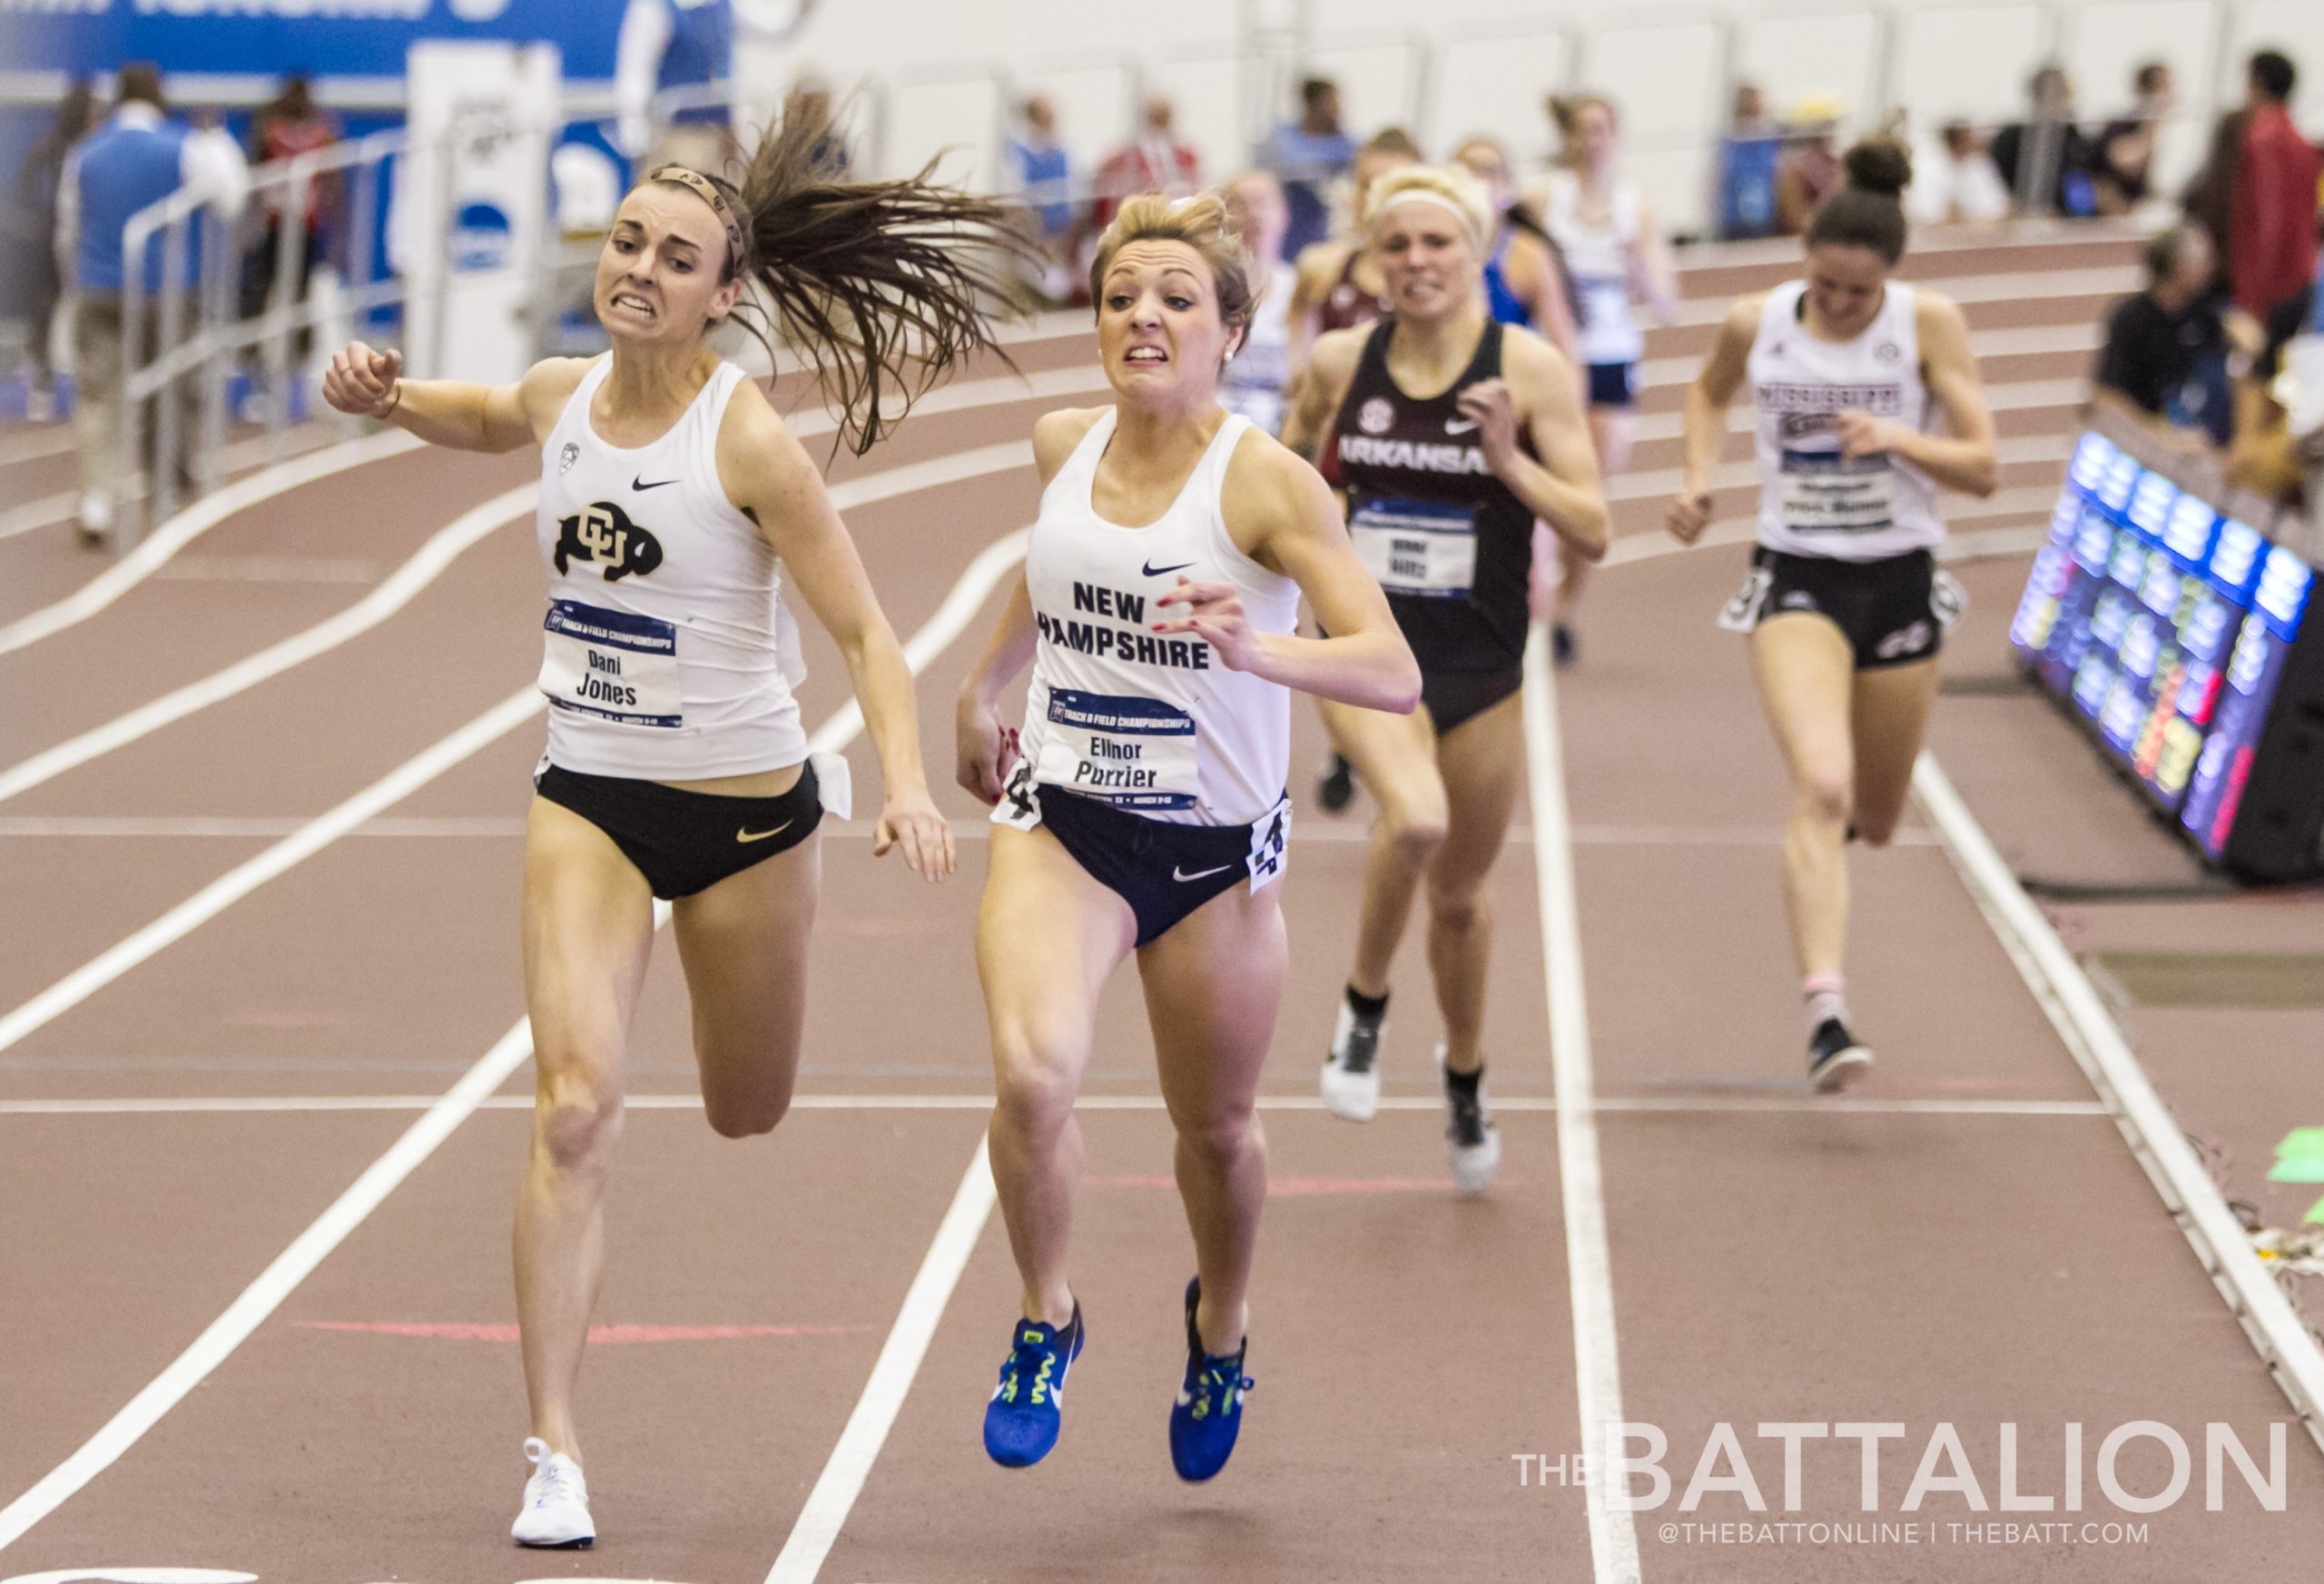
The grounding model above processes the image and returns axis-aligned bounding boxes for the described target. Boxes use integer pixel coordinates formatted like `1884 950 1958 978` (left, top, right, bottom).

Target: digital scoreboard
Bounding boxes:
2009 428 2324 881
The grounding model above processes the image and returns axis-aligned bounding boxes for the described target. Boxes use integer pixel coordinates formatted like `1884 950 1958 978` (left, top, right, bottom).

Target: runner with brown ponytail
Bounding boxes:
1665 138 1996 1092
322 106 1031 1550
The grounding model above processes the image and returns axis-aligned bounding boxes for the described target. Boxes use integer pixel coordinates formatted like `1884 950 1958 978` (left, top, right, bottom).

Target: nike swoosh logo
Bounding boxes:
1444 419 1478 435
736 821 794 843
1142 559 1195 577
633 476 679 491
1172 862 1233 882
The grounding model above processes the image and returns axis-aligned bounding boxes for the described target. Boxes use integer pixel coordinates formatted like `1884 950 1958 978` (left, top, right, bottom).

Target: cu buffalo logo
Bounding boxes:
556 500 665 581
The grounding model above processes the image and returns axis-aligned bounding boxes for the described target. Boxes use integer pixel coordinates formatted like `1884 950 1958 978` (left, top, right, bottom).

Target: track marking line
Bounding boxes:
1521 620 1642 1584
0 525 1028 1555
763 1141 995 1584
0 430 422 657
0 815 530 838
0 1093 2113 1117
294 1321 869 1343
0 491 74 542
0 486 534 806
0 687 544 1059
1912 753 2324 1453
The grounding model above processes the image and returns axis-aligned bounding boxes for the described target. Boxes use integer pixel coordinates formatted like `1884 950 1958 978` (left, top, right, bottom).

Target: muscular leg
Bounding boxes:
672 832 821 1138
1423 694 1527 1074
1848 659 1940 847
1748 615 1857 979
1319 697 1447 999
1138 882 1285 1354
978 824 1137 1327
514 798 657 1462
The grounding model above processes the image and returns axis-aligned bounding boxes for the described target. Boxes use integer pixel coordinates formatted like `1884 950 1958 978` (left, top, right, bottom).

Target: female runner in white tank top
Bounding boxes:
1665 140 1996 1091
1533 94 1678 663
321 110 1027 1548
955 193 1417 1483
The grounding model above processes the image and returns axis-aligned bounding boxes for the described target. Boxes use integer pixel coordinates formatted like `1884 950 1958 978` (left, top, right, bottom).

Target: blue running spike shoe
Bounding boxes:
982 1302 1084 1469
1169 1277 1254 1482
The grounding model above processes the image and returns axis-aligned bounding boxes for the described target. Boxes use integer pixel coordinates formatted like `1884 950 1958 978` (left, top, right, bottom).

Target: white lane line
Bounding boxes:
0 486 533 806
827 440 1030 511
0 428 75 467
0 491 74 542
763 1142 995 1584
0 1093 2112 1118
0 430 423 657
1521 622 1642 1584
0 687 545 1059
0 815 528 838
1912 754 2324 1452
0 526 1023 1554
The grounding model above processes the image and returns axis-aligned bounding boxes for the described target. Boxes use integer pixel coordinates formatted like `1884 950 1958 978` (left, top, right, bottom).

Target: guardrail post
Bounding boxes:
153 215 189 527
120 222 147 553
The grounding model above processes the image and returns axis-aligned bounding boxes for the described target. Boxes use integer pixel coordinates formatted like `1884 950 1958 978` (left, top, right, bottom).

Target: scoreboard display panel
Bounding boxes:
2009 429 2323 878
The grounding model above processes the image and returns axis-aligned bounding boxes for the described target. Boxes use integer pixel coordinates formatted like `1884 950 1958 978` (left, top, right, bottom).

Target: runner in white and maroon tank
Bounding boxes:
1666 138 1998 1091
1281 164 1606 1195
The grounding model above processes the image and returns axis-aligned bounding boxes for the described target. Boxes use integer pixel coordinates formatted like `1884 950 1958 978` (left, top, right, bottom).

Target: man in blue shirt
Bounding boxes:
57 64 246 544
1257 77 1356 261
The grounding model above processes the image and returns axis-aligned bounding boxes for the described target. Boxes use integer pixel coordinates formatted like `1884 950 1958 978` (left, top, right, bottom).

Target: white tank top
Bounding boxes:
1542 171 1643 366
534 356 809 779
1009 409 1298 828
1220 261 1295 436
1748 280 1944 560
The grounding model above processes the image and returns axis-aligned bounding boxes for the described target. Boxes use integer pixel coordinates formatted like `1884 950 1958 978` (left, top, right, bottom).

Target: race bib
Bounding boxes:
1777 448 1896 536
1246 794 1290 892
1034 688 1199 812
1350 496 1478 597
538 600 682 727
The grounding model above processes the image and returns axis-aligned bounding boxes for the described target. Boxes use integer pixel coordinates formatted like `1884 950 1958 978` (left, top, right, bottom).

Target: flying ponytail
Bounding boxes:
650 105 1039 455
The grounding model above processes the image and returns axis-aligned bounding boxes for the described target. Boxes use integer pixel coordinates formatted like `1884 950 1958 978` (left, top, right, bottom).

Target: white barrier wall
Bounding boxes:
768 0 2324 234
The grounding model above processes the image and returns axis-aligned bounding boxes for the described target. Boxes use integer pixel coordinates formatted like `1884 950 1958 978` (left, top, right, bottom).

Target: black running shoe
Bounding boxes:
1322 994 1384 1121
1317 753 1355 814
1551 623 1579 667
1808 1018 1874 1092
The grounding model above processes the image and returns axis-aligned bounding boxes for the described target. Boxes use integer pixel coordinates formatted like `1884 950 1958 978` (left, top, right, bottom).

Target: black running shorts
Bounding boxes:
534 760 823 900
1718 546 1965 671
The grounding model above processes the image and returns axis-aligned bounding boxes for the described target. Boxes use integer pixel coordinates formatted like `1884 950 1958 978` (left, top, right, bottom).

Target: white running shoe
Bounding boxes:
1437 1047 1501 1195
1321 996 1385 1121
510 1436 594 1549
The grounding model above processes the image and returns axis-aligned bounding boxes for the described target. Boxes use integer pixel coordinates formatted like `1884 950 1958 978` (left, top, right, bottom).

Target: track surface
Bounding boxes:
3 238 2321 1583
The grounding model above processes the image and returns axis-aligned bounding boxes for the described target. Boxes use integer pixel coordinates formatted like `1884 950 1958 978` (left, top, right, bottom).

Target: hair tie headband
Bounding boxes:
648 165 747 265
1375 186 1483 245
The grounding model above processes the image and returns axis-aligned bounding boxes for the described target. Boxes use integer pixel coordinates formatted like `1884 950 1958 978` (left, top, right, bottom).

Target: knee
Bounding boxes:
1383 793 1450 868
1796 765 1853 829
990 1028 1080 1145
534 1077 624 1176
1429 880 1489 935
1176 1107 1256 1172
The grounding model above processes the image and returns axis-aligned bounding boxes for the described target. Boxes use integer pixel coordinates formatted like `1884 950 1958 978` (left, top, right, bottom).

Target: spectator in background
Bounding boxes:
14 79 94 421
614 0 734 172
1004 95 1076 302
1991 63 2097 216
1285 126 1420 373
2223 50 2319 320
1773 99 1846 235
784 72 852 177
1912 121 2010 225
1258 76 1356 261
2093 225 2234 447
1452 134 1578 353
240 75 340 344
2227 249 2320 503
1218 170 1294 434
1714 83 1782 240
56 64 247 544
1088 94 1199 231
2093 60 2173 215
